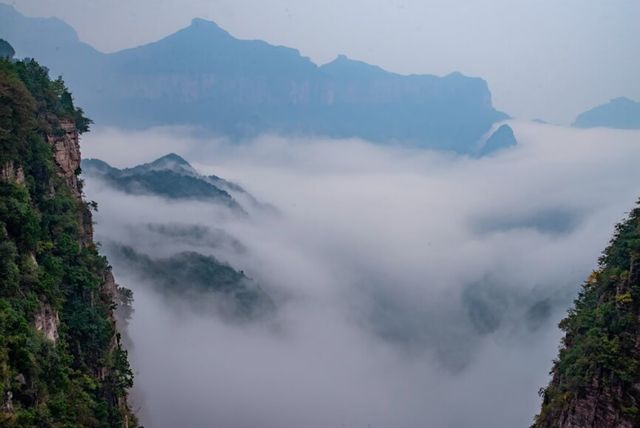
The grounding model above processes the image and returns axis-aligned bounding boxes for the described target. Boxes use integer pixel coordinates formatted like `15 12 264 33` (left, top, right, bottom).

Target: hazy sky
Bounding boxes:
6 0 640 123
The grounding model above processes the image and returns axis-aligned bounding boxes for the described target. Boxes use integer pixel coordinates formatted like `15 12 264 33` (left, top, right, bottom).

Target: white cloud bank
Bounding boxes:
82 121 640 427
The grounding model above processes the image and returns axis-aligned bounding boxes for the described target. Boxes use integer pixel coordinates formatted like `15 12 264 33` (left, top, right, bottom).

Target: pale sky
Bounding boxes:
6 0 640 123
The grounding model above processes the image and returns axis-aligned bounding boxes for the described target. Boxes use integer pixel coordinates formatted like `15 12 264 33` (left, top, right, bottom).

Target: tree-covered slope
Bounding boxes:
82 155 241 209
533 201 640 428
83 154 274 214
0 38 14 59
0 50 136 426
108 245 274 321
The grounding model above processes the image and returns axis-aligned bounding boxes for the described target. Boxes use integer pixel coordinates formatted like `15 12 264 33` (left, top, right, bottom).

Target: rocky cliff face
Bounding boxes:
48 120 81 195
0 51 136 426
33 303 59 343
533 202 640 428
0 162 24 184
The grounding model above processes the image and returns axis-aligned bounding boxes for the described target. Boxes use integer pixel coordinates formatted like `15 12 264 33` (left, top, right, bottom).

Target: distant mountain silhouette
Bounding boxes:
475 124 517 157
573 97 640 129
0 4 510 154
82 153 272 214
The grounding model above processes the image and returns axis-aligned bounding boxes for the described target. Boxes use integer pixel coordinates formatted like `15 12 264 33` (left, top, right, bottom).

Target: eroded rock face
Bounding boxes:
46 119 98 247
34 304 59 344
103 269 118 301
0 161 25 184
539 381 634 428
48 120 81 196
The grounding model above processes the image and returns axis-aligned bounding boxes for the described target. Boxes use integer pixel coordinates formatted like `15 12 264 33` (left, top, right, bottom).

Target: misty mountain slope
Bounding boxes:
0 4 106 97
82 154 264 212
475 124 518 157
573 97 640 129
358 269 573 371
108 245 274 320
534 200 640 428
82 154 276 323
137 223 247 255
0 5 509 154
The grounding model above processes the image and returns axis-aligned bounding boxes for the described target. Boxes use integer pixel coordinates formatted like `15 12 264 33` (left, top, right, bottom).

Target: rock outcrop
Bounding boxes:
48 120 81 196
34 304 59 343
0 161 25 184
475 124 518 157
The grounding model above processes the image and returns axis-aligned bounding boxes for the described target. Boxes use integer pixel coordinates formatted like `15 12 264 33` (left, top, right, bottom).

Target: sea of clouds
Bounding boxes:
81 121 640 428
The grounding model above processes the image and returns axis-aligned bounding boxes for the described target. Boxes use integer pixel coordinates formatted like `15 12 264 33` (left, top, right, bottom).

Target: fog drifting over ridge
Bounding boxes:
82 122 640 427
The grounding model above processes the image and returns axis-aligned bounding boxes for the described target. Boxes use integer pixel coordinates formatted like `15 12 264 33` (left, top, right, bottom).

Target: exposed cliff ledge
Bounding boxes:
48 119 81 196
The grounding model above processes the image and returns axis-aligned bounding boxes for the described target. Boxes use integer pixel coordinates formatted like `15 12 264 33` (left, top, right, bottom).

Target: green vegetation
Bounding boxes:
0 39 14 59
81 157 243 211
0 56 135 426
534 200 640 426
110 245 274 321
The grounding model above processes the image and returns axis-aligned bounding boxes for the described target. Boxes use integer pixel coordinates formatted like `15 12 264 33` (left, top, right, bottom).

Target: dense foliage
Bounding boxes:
110 245 274 320
81 157 243 210
534 201 640 426
0 39 14 59
0 55 135 426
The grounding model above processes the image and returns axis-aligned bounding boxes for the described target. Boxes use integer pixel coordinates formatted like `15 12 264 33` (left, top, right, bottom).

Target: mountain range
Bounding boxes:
82 153 270 214
0 4 512 154
573 97 640 129
82 153 276 320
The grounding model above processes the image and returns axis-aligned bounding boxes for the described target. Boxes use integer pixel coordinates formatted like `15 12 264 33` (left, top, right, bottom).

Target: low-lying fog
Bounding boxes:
82 121 640 428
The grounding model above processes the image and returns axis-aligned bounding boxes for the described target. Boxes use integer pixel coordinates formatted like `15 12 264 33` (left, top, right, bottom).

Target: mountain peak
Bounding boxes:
321 54 391 78
152 153 191 166
610 96 636 104
145 153 196 173
475 124 517 157
185 17 231 38
573 96 640 129
0 3 18 14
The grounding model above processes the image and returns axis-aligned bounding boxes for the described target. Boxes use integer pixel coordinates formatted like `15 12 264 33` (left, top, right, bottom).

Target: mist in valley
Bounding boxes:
1 1 639 426
80 122 640 428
